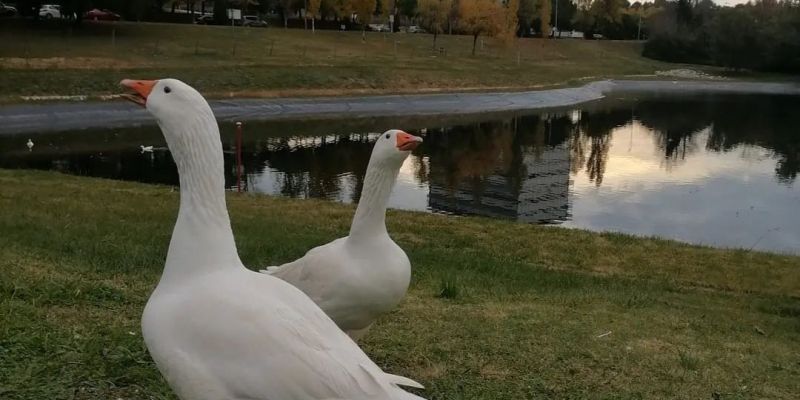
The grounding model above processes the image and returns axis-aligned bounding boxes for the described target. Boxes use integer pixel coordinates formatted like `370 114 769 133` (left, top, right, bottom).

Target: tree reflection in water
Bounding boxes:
1 93 797 233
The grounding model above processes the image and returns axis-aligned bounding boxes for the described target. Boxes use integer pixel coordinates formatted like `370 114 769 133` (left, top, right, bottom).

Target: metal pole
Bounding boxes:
637 12 642 41
554 0 559 37
236 122 243 193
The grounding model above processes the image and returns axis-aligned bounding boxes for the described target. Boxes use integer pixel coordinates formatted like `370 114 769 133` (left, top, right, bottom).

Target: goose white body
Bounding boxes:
264 130 422 339
144 269 424 400
125 78 425 400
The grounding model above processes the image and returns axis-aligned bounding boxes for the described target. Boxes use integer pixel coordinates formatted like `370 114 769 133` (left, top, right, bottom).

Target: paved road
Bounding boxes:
1 80 798 135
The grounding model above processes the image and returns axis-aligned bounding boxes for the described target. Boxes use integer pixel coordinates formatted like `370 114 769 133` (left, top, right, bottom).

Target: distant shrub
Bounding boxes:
643 0 800 73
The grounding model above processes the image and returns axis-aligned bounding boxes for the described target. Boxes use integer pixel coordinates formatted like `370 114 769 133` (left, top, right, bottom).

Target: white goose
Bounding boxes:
262 129 423 340
120 78 426 400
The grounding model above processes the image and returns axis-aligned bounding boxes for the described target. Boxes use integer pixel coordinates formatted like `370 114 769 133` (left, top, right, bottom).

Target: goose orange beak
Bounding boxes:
120 79 156 107
396 131 423 151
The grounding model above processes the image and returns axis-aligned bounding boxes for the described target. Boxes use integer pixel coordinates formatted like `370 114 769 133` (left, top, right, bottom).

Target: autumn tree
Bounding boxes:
590 0 624 34
331 0 353 21
376 0 391 23
499 0 520 42
307 0 322 31
537 0 550 36
459 0 504 55
418 0 453 49
351 0 377 39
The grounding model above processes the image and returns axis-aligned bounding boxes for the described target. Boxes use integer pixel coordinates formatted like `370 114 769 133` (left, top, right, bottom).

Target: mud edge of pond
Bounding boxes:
1 80 799 135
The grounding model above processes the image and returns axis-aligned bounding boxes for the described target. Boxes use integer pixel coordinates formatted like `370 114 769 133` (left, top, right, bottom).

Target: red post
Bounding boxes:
235 121 243 193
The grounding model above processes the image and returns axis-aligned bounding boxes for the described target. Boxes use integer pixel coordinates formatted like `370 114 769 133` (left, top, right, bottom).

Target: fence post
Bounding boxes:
236 122 243 193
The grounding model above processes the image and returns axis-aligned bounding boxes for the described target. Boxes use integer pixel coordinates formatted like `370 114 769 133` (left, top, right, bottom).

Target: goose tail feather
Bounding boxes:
386 373 424 389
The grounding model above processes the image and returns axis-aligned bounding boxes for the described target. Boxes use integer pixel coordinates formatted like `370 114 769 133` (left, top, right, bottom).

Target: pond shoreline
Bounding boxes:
1 79 798 135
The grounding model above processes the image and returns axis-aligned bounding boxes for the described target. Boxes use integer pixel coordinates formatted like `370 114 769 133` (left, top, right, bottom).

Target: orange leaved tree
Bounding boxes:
459 0 505 55
418 0 454 49
351 0 377 39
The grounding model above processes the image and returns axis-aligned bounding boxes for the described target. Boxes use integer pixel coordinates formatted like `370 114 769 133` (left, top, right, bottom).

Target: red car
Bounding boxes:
84 8 120 21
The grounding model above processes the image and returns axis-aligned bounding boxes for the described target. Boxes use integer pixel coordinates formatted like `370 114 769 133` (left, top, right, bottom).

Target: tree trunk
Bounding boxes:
213 0 228 25
284 16 288 28
472 33 478 56
432 31 438 50
312 17 315 33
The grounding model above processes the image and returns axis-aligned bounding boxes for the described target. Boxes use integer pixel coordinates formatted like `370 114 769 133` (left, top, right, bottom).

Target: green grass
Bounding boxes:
0 20 681 101
1 169 799 399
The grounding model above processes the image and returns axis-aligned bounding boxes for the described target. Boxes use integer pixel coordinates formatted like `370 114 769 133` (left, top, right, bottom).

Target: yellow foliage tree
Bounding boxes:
307 0 322 32
351 0 376 38
331 0 353 23
417 0 453 49
458 0 504 55
499 0 520 43
538 0 551 37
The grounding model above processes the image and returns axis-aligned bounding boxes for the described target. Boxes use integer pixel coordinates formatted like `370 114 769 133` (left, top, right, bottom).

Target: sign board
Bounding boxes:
227 8 242 20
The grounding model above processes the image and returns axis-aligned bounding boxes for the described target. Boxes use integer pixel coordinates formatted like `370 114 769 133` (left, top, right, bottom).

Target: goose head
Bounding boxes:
120 78 215 142
370 129 423 167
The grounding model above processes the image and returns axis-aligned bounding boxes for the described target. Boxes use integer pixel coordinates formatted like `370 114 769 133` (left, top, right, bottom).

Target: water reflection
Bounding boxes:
1 94 798 253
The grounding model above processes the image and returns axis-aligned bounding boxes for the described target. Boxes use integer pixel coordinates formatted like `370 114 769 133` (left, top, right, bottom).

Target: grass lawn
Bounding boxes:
0 20 682 101
0 169 798 399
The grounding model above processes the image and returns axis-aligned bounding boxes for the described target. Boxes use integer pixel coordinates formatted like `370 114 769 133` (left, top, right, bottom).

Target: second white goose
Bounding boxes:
262 129 423 340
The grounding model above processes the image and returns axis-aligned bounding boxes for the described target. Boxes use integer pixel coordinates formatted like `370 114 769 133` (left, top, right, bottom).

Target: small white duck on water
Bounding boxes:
140 145 154 153
120 78 426 400
262 129 423 340
26 139 34 151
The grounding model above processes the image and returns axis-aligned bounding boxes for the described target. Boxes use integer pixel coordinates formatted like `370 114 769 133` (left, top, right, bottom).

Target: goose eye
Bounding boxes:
164 86 171 94
385 134 390 139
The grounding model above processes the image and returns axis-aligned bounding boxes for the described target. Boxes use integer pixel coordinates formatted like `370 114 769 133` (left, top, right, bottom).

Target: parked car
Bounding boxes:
84 8 120 21
406 25 426 33
0 2 17 17
39 4 62 19
195 14 214 24
241 15 267 27
368 23 389 32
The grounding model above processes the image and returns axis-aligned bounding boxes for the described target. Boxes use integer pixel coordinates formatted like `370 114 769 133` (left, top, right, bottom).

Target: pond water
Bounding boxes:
1 93 799 254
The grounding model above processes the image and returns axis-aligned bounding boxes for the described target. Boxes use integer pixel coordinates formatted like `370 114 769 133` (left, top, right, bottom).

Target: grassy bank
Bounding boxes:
1 169 799 399
0 20 680 101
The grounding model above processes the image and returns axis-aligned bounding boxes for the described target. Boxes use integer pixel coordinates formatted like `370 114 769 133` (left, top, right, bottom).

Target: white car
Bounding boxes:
368 23 389 32
241 15 267 27
39 4 62 19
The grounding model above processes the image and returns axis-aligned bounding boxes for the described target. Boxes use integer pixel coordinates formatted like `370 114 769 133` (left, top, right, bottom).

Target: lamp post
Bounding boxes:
637 10 642 40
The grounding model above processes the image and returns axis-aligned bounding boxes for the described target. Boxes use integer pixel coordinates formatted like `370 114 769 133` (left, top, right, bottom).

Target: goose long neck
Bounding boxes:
158 111 240 283
349 160 399 241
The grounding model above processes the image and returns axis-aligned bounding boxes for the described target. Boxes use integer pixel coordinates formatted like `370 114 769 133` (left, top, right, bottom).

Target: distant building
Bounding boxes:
517 143 570 223
428 142 571 224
